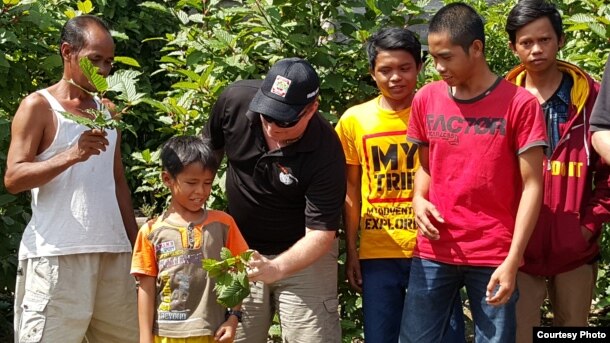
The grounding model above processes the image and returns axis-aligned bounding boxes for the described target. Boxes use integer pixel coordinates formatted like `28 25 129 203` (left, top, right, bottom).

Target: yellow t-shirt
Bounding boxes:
336 96 419 259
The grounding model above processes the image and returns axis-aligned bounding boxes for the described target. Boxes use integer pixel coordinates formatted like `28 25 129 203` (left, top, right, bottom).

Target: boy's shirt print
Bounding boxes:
336 97 419 259
131 210 248 337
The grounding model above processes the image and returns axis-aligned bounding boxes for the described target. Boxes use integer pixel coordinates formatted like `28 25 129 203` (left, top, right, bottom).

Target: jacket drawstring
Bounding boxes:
583 107 590 166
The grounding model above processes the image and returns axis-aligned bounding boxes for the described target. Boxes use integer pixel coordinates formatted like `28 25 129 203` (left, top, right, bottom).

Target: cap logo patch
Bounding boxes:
271 75 291 97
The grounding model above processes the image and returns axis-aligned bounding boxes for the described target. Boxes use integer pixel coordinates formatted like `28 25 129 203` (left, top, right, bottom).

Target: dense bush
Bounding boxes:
1 0 609 341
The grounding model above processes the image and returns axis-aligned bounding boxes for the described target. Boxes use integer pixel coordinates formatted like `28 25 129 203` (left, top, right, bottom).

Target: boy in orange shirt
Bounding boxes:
131 136 249 343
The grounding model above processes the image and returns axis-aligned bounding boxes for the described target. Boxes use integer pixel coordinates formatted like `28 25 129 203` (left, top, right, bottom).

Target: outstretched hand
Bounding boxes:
246 251 282 284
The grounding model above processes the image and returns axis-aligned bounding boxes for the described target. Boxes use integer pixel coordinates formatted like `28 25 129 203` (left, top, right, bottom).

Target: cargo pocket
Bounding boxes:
18 292 50 343
323 297 339 313
322 298 340 341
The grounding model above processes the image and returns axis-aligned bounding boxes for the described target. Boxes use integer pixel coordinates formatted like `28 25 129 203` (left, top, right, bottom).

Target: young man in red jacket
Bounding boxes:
505 1 610 341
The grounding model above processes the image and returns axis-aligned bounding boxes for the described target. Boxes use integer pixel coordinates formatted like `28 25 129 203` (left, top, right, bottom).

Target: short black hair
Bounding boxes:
161 136 220 178
429 2 485 53
505 0 563 45
366 27 422 70
59 15 111 56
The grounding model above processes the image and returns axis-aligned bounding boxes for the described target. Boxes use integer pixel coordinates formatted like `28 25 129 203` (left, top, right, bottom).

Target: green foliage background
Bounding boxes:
1 0 609 341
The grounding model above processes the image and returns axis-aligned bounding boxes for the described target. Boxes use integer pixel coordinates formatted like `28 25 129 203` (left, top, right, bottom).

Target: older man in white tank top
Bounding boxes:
4 15 138 343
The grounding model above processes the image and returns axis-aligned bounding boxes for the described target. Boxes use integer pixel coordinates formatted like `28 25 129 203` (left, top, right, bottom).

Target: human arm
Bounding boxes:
344 164 362 292
412 145 444 240
486 147 544 306
214 305 241 342
592 132 610 165
591 57 610 162
247 229 336 284
136 275 156 343
113 131 138 246
4 93 109 193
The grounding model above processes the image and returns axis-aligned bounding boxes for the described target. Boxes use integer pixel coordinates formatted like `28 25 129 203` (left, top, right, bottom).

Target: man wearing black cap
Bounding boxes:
204 58 345 342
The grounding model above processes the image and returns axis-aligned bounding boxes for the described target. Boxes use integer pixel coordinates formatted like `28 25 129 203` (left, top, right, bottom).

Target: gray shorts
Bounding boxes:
14 253 138 343
235 239 341 343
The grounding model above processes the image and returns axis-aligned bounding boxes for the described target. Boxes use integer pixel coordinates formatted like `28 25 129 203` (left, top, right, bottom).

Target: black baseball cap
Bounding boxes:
249 58 320 122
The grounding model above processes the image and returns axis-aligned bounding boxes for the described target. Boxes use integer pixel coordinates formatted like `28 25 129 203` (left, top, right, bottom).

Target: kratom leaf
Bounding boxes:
114 56 141 68
79 58 108 93
220 247 232 260
107 69 143 103
215 275 250 308
60 111 99 129
139 1 170 13
202 249 254 308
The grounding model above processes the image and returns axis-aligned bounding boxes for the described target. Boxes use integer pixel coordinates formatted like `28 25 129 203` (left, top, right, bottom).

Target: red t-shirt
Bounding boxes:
407 79 547 266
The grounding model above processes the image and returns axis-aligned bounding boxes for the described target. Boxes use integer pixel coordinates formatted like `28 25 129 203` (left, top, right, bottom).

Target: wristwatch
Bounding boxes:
225 309 243 322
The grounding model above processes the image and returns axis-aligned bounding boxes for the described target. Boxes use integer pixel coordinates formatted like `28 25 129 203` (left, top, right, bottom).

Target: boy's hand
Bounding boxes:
214 316 238 342
485 259 518 306
413 195 443 240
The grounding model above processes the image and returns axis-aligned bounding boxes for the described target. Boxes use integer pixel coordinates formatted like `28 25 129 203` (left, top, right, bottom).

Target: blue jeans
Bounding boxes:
361 258 466 343
400 258 518 343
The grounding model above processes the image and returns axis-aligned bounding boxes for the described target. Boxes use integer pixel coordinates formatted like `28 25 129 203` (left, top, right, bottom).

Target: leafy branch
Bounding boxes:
202 248 254 308
61 57 147 135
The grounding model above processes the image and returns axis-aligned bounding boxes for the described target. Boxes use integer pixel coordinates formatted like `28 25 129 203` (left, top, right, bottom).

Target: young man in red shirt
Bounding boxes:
400 3 547 342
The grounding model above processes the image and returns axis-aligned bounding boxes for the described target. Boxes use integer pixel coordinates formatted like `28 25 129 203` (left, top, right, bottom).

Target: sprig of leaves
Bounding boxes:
61 57 144 135
202 248 254 308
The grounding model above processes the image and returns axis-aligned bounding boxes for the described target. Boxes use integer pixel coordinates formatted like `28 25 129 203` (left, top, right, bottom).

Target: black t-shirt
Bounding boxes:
204 80 346 254
591 56 610 131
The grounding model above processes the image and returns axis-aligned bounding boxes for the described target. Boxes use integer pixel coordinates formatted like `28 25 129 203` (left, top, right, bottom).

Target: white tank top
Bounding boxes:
18 89 132 259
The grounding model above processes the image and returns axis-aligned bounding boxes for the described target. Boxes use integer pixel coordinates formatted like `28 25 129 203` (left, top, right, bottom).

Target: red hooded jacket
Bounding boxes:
506 61 610 276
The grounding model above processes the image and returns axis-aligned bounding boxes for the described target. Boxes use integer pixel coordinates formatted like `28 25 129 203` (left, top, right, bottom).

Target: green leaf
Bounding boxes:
114 56 141 68
59 111 98 129
41 55 62 72
176 69 201 82
215 29 234 48
0 54 9 69
79 58 108 93
107 69 143 103
0 194 16 207
568 13 597 24
220 247 232 260
202 248 253 307
171 81 200 90
587 22 607 39
139 1 170 13
215 276 250 308
142 98 170 113
175 10 189 25
110 30 129 41
189 14 205 23
186 51 205 66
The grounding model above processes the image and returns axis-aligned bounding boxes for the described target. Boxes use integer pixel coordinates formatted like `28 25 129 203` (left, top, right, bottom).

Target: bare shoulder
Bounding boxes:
12 92 54 130
9 91 57 159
